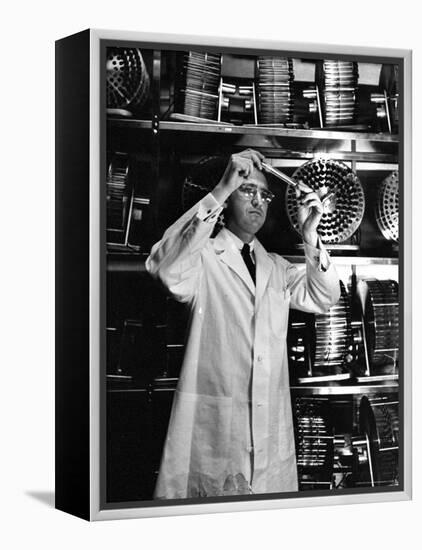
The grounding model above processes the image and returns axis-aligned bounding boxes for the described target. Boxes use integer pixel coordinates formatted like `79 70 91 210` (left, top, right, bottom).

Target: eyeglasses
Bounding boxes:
238 184 275 204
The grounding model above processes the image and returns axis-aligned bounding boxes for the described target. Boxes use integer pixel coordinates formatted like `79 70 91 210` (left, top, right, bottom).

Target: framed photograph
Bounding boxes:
55 29 412 521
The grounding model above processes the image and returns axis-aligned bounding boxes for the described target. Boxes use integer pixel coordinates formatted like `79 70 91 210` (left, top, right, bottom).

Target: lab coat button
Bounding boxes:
257 355 263 362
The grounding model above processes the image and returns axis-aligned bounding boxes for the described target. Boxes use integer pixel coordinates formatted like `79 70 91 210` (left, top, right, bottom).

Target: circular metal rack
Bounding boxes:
286 158 365 244
106 48 150 111
358 396 399 486
311 281 352 374
288 281 352 381
177 51 221 119
375 171 399 242
294 397 334 489
106 153 131 233
362 279 399 371
256 57 294 124
318 60 359 127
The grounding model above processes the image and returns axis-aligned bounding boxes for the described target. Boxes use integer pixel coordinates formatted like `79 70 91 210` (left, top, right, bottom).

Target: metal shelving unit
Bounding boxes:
106 48 400 499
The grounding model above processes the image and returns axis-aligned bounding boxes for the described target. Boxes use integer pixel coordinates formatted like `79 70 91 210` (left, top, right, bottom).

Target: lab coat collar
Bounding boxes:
223 227 255 253
212 228 273 303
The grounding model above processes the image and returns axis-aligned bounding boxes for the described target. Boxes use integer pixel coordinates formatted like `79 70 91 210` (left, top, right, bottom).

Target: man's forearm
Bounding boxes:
302 230 318 249
211 182 236 206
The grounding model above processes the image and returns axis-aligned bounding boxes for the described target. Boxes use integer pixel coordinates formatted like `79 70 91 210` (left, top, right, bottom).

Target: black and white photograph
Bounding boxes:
4 0 422 543
101 38 406 511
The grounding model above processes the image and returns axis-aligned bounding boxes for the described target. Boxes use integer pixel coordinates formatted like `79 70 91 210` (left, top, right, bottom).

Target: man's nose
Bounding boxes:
251 190 264 207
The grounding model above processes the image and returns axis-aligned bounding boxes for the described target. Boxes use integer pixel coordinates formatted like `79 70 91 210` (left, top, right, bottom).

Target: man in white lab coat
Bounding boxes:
146 149 340 499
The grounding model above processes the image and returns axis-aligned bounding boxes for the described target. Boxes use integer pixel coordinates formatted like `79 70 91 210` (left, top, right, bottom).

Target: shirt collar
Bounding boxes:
225 228 255 252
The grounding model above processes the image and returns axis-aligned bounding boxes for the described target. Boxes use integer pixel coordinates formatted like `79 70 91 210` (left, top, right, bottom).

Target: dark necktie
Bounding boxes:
241 243 255 284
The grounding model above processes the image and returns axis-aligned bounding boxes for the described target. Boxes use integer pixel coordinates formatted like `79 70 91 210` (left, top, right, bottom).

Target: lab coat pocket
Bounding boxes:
268 287 290 337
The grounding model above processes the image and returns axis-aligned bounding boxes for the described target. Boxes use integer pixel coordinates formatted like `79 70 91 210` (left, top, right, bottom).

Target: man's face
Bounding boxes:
225 167 270 239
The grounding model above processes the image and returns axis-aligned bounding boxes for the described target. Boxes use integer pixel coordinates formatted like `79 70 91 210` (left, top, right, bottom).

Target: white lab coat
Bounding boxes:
146 194 340 499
